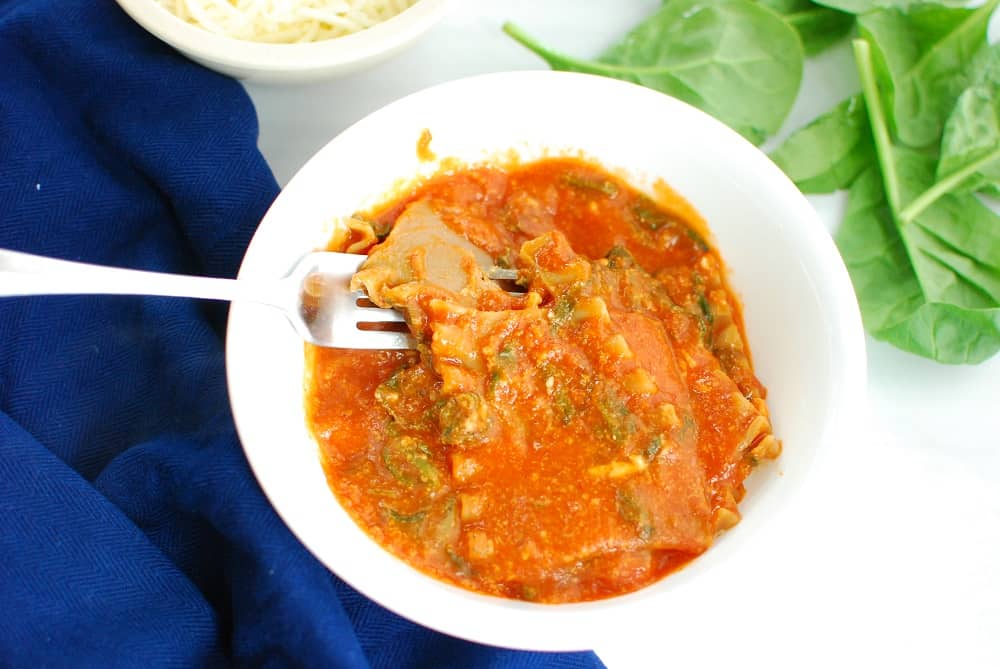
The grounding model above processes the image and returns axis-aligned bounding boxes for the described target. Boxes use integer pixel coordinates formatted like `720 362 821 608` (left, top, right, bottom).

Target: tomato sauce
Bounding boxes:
305 158 778 603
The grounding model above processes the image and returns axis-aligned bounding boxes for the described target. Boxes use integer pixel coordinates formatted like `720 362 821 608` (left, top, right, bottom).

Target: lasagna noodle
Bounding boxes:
355 206 722 570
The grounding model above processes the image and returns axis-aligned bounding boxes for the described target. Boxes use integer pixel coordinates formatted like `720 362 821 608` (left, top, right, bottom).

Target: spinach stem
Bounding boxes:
502 23 585 68
900 149 1000 223
852 38 936 305
852 39 902 216
502 22 702 78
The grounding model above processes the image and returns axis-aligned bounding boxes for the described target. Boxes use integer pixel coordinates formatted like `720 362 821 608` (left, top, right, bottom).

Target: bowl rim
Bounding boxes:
113 0 452 72
226 70 869 651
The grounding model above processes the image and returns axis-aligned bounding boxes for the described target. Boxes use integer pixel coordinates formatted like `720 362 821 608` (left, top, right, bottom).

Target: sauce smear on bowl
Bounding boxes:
305 157 779 603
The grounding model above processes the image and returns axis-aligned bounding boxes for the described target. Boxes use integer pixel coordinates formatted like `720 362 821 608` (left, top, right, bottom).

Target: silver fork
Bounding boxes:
0 248 515 350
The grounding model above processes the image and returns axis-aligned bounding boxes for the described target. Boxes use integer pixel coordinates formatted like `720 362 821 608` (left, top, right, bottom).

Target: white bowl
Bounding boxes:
226 71 867 650
113 0 451 83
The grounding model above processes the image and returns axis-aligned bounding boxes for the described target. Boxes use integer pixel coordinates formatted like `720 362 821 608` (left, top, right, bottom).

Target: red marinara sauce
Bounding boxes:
305 157 779 603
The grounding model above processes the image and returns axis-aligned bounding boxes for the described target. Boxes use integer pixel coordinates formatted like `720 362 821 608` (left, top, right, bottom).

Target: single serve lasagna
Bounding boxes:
305 156 779 603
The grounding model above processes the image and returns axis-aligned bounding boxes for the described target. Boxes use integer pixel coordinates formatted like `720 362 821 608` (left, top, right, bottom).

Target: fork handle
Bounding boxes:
0 248 280 306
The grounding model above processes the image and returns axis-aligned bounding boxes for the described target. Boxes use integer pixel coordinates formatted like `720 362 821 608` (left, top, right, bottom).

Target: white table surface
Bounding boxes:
244 2 1000 666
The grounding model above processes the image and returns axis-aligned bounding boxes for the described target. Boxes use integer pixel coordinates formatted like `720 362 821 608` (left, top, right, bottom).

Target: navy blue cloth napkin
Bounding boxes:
0 1 605 667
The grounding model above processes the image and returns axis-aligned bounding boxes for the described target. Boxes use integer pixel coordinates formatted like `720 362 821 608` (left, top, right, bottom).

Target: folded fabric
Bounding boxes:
0 1 604 667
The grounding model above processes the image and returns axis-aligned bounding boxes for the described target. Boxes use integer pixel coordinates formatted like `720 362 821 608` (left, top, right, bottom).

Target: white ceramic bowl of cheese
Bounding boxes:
113 0 451 83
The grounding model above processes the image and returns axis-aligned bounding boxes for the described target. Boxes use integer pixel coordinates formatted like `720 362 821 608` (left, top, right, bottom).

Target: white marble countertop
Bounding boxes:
245 2 1000 666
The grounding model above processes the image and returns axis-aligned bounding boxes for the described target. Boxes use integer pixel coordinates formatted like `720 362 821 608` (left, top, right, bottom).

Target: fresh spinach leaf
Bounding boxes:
769 94 875 193
895 148 1000 309
857 0 999 148
837 39 1000 363
966 41 1000 90
758 0 854 56
837 169 1000 363
921 83 1000 200
504 0 803 145
813 0 965 13
854 34 1000 285
877 303 1000 364
858 34 1000 221
932 45 1000 197
836 168 925 334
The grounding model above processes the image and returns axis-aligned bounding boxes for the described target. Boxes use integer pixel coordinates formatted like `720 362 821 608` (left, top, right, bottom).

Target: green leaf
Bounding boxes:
857 0 999 148
758 0 854 56
503 0 804 145
381 436 443 489
813 0 965 13
837 170 1000 364
876 304 1000 365
894 44 1000 220
854 38 1000 296
934 45 1000 195
908 84 1000 200
894 148 1000 309
841 40 1000 364
938 43 1000 197
769 94 875 193
966 42 1000 90
836 168 925 333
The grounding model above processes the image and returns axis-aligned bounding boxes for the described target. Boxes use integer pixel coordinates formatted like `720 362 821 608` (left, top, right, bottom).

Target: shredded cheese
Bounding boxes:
155 0 419 43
